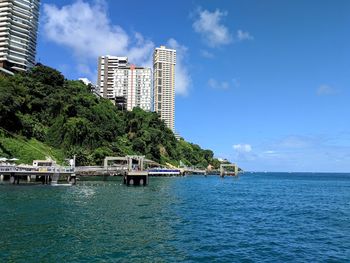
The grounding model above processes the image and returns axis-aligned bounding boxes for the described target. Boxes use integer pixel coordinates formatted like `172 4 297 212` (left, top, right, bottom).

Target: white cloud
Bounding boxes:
77 63 94 75
264 150 276 154
237 30 254 41
79 78 92 86
192 8 232 47
208 78 230 90
43 1 191 95
317 84 337 96
200 49 215 58
277 135 315 149
43 0 154 80
230 134 350 172
208 78 240 90
233 144 252 153
167 38 191 96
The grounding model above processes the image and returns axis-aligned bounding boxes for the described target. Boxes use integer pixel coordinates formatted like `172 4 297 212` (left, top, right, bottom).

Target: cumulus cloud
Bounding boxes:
233 144 252 153
43 0 154 79
43 1 191 95
317 84 337 96
237 30 254 41
167 38 191 96
232 144 256 162
192 8 232 47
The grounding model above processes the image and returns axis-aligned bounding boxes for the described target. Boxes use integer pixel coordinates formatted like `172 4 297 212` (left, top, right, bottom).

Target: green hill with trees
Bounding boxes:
0 64 221 168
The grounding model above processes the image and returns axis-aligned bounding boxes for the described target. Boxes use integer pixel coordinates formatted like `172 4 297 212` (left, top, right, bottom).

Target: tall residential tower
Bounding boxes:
97 55 128 99
153 45 176 131
97 55 152 111
0 0 40 72
114 65 152 111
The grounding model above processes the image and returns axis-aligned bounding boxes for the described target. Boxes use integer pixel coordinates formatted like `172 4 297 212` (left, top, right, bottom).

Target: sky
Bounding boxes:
37 0 350 172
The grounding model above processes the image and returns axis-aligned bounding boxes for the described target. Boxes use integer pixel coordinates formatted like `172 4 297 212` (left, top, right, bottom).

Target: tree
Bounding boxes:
0 64 222 167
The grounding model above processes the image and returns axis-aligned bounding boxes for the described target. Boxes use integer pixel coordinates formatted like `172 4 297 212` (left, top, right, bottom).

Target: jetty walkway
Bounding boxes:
0 155 239 185
0 165 75 184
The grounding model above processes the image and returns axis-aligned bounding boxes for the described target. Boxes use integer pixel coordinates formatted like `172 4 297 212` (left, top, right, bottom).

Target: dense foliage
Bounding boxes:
0 64 221 167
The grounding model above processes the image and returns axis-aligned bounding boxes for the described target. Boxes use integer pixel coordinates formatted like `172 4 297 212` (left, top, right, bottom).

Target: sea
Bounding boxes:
0 173 349 262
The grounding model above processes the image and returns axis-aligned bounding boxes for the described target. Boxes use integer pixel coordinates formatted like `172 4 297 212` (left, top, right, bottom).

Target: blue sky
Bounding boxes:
37 0 350 172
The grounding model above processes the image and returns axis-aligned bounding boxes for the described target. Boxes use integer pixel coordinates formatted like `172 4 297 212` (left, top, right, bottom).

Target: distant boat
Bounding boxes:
148 168 181 176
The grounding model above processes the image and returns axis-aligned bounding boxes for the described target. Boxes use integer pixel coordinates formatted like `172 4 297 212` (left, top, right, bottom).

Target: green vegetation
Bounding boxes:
0 64 221 168
0 131 65 164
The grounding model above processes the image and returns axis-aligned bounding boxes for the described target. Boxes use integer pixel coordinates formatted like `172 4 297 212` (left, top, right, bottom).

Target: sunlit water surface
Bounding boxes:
1 173 349 262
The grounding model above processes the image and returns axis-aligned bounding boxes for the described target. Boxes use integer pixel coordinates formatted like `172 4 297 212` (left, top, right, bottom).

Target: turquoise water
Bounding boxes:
0 173 349 262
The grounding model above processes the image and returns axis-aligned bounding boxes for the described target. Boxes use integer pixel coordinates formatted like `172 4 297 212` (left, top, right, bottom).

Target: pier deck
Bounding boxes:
0 165 75 184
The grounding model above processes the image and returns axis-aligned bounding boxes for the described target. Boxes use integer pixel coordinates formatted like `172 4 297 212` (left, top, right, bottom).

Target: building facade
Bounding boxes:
114 65 152 111
0 0 40 72
97 55 128 99
153 45 176 131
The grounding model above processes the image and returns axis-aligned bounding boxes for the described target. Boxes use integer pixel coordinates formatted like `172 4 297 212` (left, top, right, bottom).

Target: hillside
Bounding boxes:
0 132 65 165
0 64 221 168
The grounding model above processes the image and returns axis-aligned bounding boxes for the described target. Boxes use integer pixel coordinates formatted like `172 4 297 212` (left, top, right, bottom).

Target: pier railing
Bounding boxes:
0 165 74 174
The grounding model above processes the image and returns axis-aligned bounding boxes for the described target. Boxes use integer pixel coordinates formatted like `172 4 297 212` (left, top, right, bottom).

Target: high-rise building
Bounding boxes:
153 45 176 131
0 0 40 72
114 65 152 111
97 55 128 99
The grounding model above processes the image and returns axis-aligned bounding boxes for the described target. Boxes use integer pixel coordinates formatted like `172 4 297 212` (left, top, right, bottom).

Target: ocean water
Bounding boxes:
0 173 349 262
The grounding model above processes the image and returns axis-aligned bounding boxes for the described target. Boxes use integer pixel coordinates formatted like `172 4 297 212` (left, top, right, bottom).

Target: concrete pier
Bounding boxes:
68 174 77 185
0 165 75 185
220 164 238 177
10 174 20 184
123 171 148 186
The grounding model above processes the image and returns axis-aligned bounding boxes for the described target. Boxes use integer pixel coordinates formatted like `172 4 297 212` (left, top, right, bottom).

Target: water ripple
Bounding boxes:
0 173 349 262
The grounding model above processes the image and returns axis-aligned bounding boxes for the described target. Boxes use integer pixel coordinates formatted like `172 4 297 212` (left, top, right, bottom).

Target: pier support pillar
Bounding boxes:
0 174 3 182
27 176 31 182
68 175 77 185
124 173 148 186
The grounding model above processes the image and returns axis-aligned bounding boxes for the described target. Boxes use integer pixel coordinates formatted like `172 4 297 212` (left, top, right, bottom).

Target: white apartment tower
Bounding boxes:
153 45 176 131
114 65 152 111
97 55 128 99
0 0 40 72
